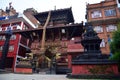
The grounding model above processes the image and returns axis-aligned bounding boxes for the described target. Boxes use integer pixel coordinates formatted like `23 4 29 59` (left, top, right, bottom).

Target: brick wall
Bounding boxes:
86 0 119 54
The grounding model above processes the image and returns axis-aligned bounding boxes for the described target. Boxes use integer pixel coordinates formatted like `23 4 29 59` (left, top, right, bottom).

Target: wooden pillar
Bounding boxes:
59 28 62 40
51 29 54 41
68 54 72 69
13 56 16 72
66 28 69 40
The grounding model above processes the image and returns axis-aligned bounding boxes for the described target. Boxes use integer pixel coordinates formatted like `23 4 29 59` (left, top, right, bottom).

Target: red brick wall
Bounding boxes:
72 64 119 75
87 0 119 22
16 68 32 74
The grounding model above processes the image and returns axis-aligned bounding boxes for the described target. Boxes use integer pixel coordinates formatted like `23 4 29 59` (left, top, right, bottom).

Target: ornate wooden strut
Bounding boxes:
41 11 51 52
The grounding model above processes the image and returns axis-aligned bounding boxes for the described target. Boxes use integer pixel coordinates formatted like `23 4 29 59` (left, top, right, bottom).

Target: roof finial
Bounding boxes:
54 6 56 10
9 2 12 9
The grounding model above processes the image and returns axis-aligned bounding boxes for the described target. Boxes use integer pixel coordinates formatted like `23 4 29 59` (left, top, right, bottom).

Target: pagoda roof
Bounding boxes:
17 23 82 33
34 7 74 24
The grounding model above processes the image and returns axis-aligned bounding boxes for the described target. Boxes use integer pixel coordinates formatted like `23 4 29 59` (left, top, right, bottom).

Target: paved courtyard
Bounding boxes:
0 73 80 80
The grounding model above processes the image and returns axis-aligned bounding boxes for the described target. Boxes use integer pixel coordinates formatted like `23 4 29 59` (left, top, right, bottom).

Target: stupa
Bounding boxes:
67 23 120 79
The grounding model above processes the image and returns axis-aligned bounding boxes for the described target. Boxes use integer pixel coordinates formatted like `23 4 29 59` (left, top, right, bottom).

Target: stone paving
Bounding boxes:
0 73 80 80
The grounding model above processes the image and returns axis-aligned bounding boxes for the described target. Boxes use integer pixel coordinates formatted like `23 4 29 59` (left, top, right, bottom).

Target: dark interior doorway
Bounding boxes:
5 57 14 68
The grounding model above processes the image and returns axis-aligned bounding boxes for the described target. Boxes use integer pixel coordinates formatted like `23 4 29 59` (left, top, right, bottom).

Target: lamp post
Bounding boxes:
0 26 12 69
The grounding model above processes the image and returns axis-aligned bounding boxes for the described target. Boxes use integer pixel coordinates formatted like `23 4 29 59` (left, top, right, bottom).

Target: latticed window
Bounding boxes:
91 10 102 18
94 26 103 33
104 9 116 17
106 25 117 32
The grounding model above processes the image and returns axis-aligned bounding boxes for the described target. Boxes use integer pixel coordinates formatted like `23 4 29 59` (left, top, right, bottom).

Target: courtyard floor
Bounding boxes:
0 73 109 80
0 73 78 80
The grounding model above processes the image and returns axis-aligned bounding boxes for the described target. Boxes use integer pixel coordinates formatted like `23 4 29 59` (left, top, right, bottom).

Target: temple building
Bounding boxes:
0 6 84 73
16 7 84 73
86 0 120 54
1 0 120 74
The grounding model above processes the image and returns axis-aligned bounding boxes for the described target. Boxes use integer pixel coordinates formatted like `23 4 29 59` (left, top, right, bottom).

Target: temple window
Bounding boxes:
61 29 66 33
9 45 14 52
91 10 102 18
94 26 103 33
106 25 117 32
10 34 16 40
104 9 116 17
